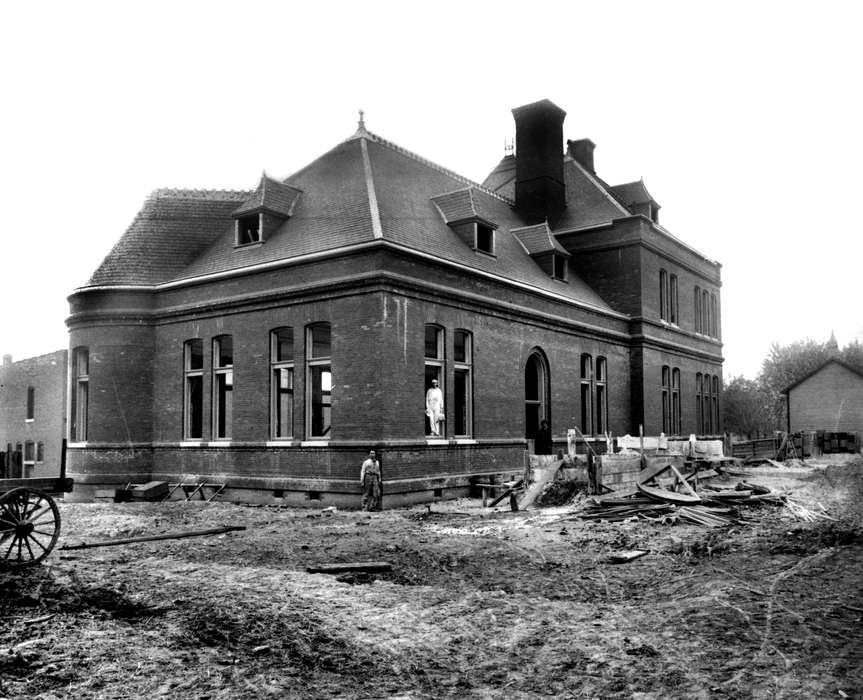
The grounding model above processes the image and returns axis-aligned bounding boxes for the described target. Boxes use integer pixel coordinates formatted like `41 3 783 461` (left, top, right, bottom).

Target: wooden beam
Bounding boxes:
306 562 392 575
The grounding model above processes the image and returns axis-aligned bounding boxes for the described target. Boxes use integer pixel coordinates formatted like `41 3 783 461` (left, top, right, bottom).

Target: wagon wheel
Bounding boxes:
0 487 61 567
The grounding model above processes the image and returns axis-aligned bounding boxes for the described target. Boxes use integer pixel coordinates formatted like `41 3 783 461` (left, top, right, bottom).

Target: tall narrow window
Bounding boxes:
659 270 668 321
671 368 681 434
595 357 608 435
703 373 712 434
669 274 678 325
475 224 495 254
710 294 718 338
703 290 711 337
23 441 35 477
712 375 720 433
661 366 671 433
694 286 702 334
453 330 472 437
71 347 89 442
271 327 294 439
553 254 567 281
307 324 331 439
184 339 204 440
525 351 549 440
26 386 35 420
580 354 593 435
36 442 44 463
695 373 703 434
212 335 233 440
425 325 445 436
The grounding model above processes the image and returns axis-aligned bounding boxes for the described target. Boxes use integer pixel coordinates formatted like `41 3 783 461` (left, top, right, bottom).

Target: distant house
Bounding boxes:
0 351 67 478
783 359 863 448
65 98 724 505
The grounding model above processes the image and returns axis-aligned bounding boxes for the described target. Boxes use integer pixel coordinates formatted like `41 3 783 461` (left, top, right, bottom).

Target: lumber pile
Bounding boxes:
575 459 825 527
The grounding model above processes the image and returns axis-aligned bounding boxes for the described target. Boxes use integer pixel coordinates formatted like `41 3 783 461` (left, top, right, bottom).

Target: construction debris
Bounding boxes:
60 525 246 550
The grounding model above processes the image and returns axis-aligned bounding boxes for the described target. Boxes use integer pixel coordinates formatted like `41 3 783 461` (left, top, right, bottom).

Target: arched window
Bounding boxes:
270 328 294 439
307 324 332 439
525 350 549 441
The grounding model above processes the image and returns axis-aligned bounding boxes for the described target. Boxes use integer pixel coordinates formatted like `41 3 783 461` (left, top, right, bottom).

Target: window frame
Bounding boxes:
270 327 295 440
71 346 89 442
183 339 204 441
475 223 495 255
661 365 671 434
236 213 262 246
595 356 608 435
306 323 332 440
580 354 594 436
424 324 445 437
553 254 567 281
453 330 473 438
211 335 234 441
671 367 681 435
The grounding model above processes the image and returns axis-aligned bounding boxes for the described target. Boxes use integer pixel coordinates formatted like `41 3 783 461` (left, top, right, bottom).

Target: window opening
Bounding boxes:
671 368 681 434
71 347 89 442
553 254 566 280
476 224 494 254
580 354 594 435
184 339 204 440
453 330 472 437
694 286 702 334
525 351 549 441
669 274 678 325
595 357 608 435
26 386 35 420
271 327 294 439
425 325 445 436
661 366 671 434
659 270 667 321
212 335 233 440
237 214 261 245
307 324 332 439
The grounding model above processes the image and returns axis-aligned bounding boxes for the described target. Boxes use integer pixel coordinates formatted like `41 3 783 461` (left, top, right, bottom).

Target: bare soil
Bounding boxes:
2 457 863 699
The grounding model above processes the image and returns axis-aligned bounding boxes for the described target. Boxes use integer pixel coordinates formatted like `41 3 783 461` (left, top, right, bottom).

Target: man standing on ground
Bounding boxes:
360 450 382 511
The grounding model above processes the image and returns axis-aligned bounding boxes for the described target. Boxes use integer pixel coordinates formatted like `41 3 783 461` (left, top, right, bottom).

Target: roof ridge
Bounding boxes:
149 188 252 201
347 129 515 205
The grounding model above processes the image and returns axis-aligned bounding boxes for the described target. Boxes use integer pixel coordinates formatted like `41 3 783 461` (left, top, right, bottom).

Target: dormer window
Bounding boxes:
237 214 261 245
553 254 567 281
476 224 495 255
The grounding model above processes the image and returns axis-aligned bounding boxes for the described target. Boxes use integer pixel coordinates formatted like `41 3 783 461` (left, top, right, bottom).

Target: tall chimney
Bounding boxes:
567 138 595 174
512 99 566 225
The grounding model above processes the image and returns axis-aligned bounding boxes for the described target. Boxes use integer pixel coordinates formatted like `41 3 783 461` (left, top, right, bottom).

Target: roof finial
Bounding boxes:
358 109 366 131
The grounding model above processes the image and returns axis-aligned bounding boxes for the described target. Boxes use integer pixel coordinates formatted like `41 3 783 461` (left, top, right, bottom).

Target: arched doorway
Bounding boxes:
524 350 550 447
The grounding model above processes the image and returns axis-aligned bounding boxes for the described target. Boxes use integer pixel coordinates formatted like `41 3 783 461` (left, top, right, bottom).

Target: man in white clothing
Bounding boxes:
425 379 444 436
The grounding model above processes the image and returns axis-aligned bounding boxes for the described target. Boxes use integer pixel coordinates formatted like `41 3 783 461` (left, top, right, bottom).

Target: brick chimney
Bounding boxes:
567 138 595 174
512 99 566 225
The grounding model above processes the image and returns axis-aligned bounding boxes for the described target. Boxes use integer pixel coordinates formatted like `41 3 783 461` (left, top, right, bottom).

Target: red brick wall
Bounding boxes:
0 350 67 478
788 363 863 434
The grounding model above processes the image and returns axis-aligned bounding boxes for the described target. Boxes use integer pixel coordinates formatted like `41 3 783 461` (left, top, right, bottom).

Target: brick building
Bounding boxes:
0 351 68 479
783 359 863 439
66 98 723 505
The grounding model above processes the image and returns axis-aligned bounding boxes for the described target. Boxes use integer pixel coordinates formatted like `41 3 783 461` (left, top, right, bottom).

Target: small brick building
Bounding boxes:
66 99 724 505
783 359 863 445
0 351 68 479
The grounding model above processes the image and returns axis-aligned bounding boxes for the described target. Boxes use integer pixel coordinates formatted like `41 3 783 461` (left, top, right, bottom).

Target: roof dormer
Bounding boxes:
232 174 302 246
608 179 661 223
512 222 571 281
431 187 499 256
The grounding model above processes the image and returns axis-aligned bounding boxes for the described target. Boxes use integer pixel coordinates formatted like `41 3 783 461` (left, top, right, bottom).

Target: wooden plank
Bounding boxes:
306 561 392 575
0 477 74 494
669 465 698 497
637 461 674 485
60 525 247 550
594 484 640 501
608 550 649 564
637 482 701 504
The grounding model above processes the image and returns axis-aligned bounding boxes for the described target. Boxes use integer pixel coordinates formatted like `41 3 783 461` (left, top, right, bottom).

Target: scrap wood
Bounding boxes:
783 498 837 522
637 482 701 504
685 468 718 481
489 478 524 507
607 549 649 564
306 561 392 575
59 525 246 550
669 465 698 497
678 506 735 527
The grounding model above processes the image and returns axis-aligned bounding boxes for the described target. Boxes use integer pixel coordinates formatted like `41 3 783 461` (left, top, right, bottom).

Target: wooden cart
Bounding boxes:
0 440 73 567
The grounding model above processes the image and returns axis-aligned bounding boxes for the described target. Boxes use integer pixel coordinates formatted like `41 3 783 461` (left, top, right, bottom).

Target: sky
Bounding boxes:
1 1 861 379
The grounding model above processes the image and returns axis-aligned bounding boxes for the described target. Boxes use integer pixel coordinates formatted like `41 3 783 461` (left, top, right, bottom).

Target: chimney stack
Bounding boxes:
2 354 11 366
512 99 566 225
567 138 595 174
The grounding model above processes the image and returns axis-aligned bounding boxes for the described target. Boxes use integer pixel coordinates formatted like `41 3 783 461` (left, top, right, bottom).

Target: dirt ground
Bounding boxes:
2 456 863 700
